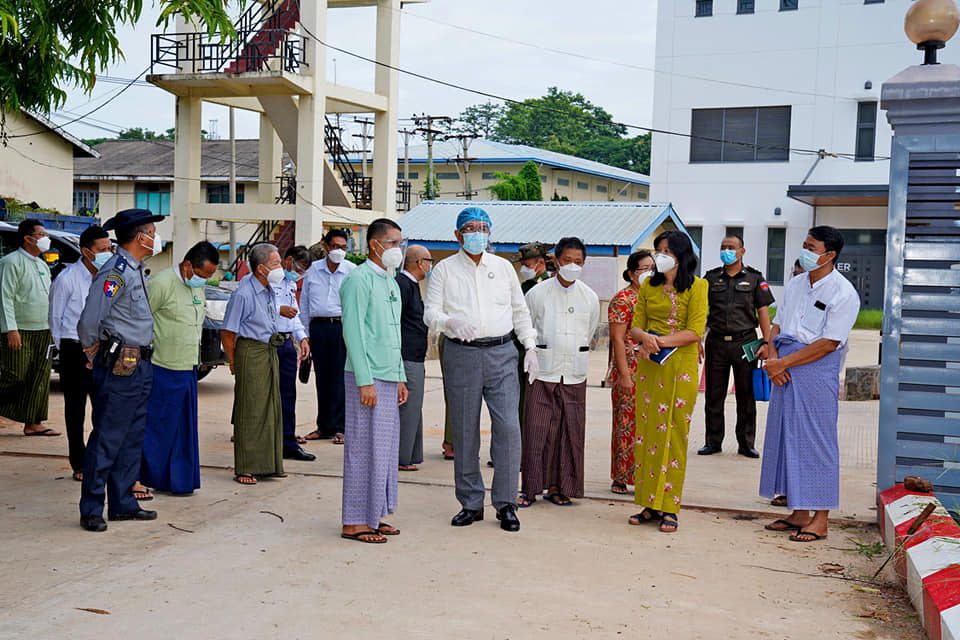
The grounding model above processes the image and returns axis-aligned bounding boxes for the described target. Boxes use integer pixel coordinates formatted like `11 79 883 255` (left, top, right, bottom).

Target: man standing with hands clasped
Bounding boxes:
759 226 859 543
698 234 774 459
424 206 539 533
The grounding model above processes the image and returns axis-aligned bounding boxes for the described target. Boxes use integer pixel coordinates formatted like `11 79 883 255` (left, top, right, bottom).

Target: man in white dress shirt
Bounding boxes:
759 225 860 543
48 225 113 480
299 229 355 444
519 237 599 507
424 207 539 532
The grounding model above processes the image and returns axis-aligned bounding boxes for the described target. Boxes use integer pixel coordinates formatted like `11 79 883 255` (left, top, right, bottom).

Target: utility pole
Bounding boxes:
447 132 480 200
353 117 375 178
413 114 451 200
399 127 416 181
228 107 236 267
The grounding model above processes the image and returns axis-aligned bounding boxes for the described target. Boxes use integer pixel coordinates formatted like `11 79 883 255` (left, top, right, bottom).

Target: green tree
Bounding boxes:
455 101 502 138
489 160 542 201
0 1 242 116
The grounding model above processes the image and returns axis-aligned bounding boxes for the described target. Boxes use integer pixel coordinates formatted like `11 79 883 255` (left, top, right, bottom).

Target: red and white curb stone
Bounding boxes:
878 484 960 640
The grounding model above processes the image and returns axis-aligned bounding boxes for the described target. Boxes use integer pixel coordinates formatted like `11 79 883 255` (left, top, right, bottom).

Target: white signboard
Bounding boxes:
580 257 621 301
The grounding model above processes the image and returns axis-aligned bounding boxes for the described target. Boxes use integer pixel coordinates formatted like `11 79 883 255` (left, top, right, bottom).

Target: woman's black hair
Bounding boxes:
649 230 698 293
623 250 653 283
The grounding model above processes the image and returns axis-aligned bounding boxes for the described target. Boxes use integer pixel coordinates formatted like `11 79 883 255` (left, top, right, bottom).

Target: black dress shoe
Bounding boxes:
496 505 520 532
738 447 760 458
283 447 316 461
697 445 722 455
451 508 484 527
80 514 107 532
108 509 158 521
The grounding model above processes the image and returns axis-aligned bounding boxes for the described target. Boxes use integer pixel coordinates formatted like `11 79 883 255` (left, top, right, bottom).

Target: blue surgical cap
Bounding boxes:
456 206 492 231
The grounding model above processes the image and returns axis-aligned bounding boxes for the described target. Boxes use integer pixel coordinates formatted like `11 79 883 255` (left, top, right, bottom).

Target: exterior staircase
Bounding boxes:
224 0 300 73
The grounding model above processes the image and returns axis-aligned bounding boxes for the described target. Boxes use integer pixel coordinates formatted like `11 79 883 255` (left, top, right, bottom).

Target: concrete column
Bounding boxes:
294 0 328 245
372 0 400 217
173 95 203 256
258 114 283 204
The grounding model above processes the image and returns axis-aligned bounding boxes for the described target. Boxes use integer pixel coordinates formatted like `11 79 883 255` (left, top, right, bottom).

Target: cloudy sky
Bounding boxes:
55 1 658 146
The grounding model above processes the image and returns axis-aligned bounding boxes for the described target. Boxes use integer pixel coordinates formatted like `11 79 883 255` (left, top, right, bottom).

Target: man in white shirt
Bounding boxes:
299 229 355 444
759 226 860 543
48 225 113 480
424 207 540 533
519 237 599 507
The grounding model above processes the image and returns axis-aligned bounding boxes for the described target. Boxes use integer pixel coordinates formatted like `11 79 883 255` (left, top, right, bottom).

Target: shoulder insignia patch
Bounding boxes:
760 282 770 291
104 275 125 297
114 257 127 272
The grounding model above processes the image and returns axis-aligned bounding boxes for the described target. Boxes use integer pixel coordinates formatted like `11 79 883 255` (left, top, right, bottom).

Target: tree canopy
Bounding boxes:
456 87 651 175
489 160 542 201
0 1 241 116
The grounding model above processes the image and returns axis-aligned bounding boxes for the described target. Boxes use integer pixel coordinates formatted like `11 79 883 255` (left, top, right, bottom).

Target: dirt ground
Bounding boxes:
0 330 925 639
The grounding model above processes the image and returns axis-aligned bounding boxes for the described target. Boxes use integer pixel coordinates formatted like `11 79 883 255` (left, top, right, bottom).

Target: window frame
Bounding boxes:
556 177 570 187
780 0 798 10
766 227 787 286
134 183 171 216
206 183 245 204
695 0 713 17
576 181 589 190
689 106 792 164
737 0 755 14
855 101 878 162
435 172 460 180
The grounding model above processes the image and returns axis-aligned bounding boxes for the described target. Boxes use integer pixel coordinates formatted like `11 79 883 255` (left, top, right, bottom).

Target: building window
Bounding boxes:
397 172 419 180
73 183 99 214
436 172 459 180
206 184 245 204
686 225 703 276
690 106 791 163
737 0 754 13
577 181 589 190
539 175 547 183
855 101 877 162
134 184 171 216
481 172 498 180
780 0 798 10
695 0 712 17
725 226 744 241
597 185 608 193
767 228 786 285
864 0 883 3
636 188 648 200
557 178 570 187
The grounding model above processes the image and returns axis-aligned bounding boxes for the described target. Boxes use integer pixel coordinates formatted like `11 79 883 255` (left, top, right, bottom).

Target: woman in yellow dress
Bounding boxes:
628 230 707 533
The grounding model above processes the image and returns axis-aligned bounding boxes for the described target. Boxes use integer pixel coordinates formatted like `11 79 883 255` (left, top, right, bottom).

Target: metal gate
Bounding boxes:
878 139 960 508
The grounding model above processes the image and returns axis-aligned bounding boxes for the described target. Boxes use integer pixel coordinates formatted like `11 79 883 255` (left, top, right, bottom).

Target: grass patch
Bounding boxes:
854 309 882 330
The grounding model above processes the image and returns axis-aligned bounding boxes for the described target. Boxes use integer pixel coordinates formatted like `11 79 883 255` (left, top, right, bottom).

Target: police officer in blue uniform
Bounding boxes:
77 209 164 532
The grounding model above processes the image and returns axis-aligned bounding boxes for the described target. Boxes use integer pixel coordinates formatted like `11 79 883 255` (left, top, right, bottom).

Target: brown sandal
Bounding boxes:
234 473 258 485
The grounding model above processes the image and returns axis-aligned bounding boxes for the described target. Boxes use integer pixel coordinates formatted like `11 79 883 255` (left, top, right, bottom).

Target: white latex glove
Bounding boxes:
445 317 476 342
523 349 540 383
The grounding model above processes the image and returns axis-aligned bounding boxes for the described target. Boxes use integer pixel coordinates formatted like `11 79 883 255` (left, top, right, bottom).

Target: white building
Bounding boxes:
651 0 936 309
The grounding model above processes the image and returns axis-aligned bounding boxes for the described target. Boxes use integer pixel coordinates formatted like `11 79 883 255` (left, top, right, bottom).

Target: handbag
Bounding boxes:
752 360 771 402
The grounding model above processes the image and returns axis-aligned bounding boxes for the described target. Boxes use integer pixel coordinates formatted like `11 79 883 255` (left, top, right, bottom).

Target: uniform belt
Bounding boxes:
139 346 154 361
312 316 341 324
447 333 513 348
709 329 757 342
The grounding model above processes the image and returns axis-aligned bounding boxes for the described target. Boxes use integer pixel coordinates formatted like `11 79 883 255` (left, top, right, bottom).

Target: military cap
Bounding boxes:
512 242 554 263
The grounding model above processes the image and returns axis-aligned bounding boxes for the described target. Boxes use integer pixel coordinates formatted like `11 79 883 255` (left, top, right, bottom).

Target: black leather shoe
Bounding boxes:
283 447 316 461
451 508 484 527
738 447 760 458
496 505 520 532
108 509 158 521
697 445 722 455
80 514 107 532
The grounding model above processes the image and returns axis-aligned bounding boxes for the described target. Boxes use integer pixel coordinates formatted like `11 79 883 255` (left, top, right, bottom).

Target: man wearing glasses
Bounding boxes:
424 207 539 533
0 219 59 437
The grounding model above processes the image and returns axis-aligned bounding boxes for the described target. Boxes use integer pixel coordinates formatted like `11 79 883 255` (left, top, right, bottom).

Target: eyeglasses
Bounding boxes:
30 231 49 238
460 223 489 234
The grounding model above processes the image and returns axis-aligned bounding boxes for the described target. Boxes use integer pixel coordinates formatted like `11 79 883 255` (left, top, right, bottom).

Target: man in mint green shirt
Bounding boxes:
339 218 408 544
0 219 58 436
139 241 219 495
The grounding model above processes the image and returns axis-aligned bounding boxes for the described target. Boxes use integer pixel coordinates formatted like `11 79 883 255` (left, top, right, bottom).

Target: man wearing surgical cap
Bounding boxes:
424 207 539 533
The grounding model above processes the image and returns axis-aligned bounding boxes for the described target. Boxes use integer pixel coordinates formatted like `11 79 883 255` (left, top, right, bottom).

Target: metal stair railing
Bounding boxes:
324 116 372 210
227 219 280 276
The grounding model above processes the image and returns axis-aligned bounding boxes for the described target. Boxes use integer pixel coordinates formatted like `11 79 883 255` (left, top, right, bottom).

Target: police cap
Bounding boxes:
102 208 165 232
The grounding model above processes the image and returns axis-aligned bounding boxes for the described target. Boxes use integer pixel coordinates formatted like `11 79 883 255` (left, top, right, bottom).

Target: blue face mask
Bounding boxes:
91 251 111 270
798 247 826 272
284 269 302 282
187 274 207 289
461 232 489 255
720 249 738 265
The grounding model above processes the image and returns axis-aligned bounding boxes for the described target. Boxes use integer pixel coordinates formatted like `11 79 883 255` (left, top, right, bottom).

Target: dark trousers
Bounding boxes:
704 334 758 451
278 338 300 453
59 339 92 473
80 354 153 518
309 319 345 436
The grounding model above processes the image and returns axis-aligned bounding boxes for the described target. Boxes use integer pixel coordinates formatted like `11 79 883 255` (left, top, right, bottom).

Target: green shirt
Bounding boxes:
147 267 205 371
0 249 51 332
340 261 406 387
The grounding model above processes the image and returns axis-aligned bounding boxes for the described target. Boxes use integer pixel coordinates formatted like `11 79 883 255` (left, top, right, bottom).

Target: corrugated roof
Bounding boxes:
398 200 691 252
356 138 649 186
74 139 261 179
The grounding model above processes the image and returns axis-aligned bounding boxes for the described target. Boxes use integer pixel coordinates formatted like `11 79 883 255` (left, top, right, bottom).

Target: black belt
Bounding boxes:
708 328 757 342
140 346 154 361
312 316 341 324
447 333 513 348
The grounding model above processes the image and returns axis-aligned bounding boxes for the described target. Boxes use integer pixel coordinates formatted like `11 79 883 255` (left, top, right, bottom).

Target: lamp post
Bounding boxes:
905 0 960 64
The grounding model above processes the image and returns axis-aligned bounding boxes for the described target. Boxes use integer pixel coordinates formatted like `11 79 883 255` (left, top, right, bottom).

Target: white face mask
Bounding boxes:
35 236 51 253
266 267 285 284
519 265 537 281
141 230 162 256
654 253 676 274
381 247 404 270
558 263 582 283
636 270 653 284
327 248 346 264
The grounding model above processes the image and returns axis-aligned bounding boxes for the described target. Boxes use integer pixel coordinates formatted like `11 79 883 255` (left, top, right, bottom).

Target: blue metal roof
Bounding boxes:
397 201 697 256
